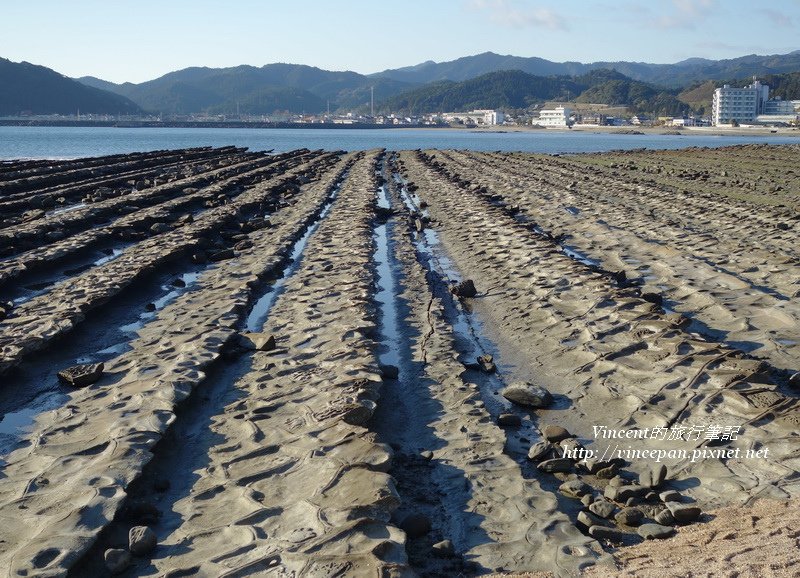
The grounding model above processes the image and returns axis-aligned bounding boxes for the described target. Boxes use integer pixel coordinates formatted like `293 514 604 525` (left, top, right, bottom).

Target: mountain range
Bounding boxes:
2 50 800 117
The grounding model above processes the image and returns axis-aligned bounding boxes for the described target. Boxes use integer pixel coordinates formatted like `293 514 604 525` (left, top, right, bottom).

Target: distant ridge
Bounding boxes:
371 50 800 88
0 58 141 116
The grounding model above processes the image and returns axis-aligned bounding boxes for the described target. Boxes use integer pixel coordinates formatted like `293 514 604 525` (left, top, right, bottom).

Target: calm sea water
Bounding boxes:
1 126 798 159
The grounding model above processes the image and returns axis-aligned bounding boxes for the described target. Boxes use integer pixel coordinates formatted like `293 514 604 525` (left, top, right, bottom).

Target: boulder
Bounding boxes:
527 441 553 462
667 503 702 523
589 499 616 519
57 363 104 387
129 525 157 556
379 364 399 379
476 354 496 373
559 479 591 499
589 525 628 542
615 507 644 527
637 523 676 540
639 464 668 488
498 413 522 427
502 382 553 408
654 508 675 526
451 279 477 298
104 549 132 574
542 424 573 443
578 510 612 529
659 490 681 503
538 458 573 473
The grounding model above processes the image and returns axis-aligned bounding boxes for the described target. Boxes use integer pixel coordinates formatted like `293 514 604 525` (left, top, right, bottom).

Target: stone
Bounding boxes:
542 424 573 443
129 525 157 556
209 248 235 262
615 507 644 527
498 413 521 427
476 354 496 373
420 450 434 461
451 279 477 298
57 363 104 387
432 539 454 557
659 490 681 503
667 503 702 523
414 218 424 232
581 494 594 507
639 464 668 488
596 465 619 479
578 510 612 529
638 523 676 540
104 549 132 575
654 509 675 526
171 277 186 288
605 484 647 502
560 437 586 460
379 364 399 379
589 499 616 519
191 251 208 264
400 513 431 538
538 458 573 473
502 382 553 409
788 372 800 389
234 239 254 251
589 525 628 542
150 222 170 234
238 333 276 352
527 441 552 462
559 479 591 499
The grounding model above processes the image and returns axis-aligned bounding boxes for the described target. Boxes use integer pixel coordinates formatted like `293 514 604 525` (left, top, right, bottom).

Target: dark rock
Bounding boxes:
615 507 644 526
527 442 552 462
501 382 553 408
788 372 800 389
654 509 675 526
538 458 573 473
581 494 594 507
57 363 104 387
498 413 522 427
641 291 663 305
476 354 496 373
605 484 647 502
420 450 433 461
129 525 157 556
542 424 573 443
432 539 454 557
145 303 157 312
171 278 186 288
559 479 591 499
659 490 681 503
588 525 628 542
400 513 431 538
667 503 702 523
638 523 676 540
150 222 170 234
596 465 619 479
238 333 276 352
578 510 613 529
589 499 616 519
234 239 254 251
451 279 477 298
379 364 399 379
104 549 132 575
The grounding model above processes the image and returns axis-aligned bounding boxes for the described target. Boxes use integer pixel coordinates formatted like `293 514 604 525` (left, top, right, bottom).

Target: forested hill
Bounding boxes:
381 69 690 116
0 58 141 115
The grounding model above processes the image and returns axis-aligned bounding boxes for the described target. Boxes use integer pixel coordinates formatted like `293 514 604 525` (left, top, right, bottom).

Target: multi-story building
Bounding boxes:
535 106 573 127
711 80 769 125
441 109 505 125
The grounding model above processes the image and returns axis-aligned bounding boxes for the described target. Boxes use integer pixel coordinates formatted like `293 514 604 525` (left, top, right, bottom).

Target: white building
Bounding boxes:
711 80 769 125
441 109 505 125
535 106 573 127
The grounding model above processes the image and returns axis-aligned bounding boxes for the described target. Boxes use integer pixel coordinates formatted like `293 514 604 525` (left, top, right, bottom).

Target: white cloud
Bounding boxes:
468 0 568 31
759 8 793 27
652 0 715 29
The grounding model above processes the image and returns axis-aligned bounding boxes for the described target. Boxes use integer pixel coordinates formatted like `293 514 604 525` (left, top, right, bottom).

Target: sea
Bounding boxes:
1 125 798 160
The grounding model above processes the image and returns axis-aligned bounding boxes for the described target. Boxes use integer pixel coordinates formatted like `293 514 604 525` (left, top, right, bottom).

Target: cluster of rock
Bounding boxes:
527 424 702 544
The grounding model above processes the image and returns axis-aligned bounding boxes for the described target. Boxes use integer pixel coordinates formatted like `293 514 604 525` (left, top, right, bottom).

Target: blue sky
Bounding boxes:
1 0 798 83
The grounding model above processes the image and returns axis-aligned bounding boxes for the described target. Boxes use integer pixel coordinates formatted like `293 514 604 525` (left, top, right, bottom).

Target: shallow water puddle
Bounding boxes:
245 181 341 332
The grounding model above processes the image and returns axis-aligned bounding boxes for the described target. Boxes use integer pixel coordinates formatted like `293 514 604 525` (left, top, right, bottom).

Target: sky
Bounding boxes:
1 0 799 84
